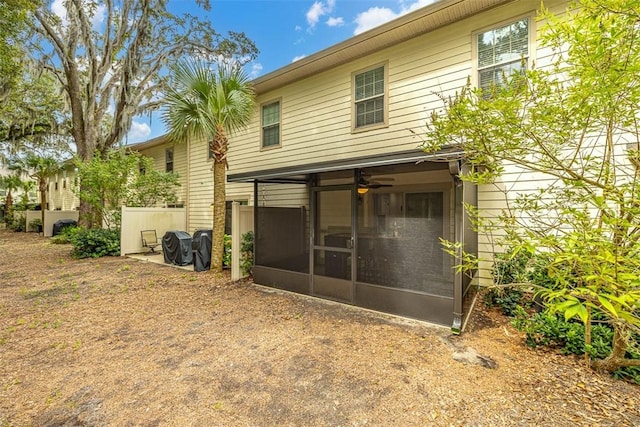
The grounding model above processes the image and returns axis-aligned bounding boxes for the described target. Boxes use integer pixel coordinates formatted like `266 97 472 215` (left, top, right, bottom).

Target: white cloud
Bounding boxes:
292 55 307 62
326 16 344 27
128 121 151 141
295 25 302 32
354 7 397 35
51 0 107 30
400 0 438 14
51 0 68 23
249 62 263 79
306 0 335 29
353 0 438 35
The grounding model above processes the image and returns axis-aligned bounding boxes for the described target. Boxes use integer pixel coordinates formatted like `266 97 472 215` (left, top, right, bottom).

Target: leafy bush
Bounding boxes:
240 231 253 276
222 234 231 268
485 249 535 316
28 218 42 232
70 228 120 258
512 307 640 384
50 226 81 244
7 213 26 232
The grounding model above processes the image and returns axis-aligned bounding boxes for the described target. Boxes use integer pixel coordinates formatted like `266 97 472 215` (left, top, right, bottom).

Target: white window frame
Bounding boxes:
260 98 282 150
351 62 389 133
472 15 535 92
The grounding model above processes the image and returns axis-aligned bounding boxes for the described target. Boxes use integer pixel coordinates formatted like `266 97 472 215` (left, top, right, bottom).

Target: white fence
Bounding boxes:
231 203 254 280
119 204 254 280
120 207 187 256
22 210 80 236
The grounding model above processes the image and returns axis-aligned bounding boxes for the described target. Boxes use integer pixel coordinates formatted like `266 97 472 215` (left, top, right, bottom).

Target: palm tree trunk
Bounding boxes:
39 180 47 232
211 160 226 273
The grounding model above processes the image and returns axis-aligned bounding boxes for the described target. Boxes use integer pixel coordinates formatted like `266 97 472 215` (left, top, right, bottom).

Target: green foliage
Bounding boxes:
75 150 180 228
0 69 70 158
512 307 640 384
7 212 25 232
50 226 80 245
162 60 256 273
484 288 528 317
222 234 231 268
28 218 42 232
69 228 120 259
0 0 34 93
240 231 254 276
422 0 640 373
126 156 180 208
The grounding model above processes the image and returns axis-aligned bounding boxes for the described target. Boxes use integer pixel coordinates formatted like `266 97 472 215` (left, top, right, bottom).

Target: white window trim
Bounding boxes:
471 13 536 89
260 98 282 151
351 61 389 133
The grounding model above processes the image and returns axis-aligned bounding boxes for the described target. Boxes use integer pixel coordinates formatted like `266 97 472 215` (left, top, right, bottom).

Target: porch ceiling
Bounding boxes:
226 147 464 183
252 0 514 95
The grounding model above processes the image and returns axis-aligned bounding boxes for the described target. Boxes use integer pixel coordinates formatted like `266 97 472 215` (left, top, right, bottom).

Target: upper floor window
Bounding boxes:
353 64 386 130
261 100 280 148
477 18 529 92
165 148 174 173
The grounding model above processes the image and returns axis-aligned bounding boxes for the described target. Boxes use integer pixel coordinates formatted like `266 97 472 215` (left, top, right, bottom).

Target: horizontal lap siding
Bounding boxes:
475 0 567 285
137 143 189 207
228 0 568 286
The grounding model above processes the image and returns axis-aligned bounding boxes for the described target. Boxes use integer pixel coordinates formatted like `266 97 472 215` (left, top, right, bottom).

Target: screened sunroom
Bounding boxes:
228 150 478 331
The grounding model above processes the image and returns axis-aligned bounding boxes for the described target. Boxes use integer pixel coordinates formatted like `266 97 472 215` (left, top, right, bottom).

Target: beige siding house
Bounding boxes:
128 0 566 330
46 163 80 211
130 134 253 233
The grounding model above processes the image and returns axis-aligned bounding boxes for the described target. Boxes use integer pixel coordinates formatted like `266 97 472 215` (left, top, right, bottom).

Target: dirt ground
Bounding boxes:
0 229 638 426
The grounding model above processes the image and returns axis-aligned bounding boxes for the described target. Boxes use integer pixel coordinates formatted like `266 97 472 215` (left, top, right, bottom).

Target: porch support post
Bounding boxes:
231 201 241 280
450 161 464 334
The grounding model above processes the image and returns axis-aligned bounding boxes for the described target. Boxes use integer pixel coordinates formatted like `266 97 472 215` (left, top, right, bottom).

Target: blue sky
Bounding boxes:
126 0 439 143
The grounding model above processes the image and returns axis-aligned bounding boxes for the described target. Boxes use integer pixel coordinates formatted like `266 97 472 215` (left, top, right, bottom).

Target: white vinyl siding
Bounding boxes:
221 0 565 285
477 17 529 92
354 66 385 128
261 100 281 148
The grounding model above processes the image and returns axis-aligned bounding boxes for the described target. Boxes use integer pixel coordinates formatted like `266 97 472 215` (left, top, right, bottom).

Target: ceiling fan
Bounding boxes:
358 171 394 193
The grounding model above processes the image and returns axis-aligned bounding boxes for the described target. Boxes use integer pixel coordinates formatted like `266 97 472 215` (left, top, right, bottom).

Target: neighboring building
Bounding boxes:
131 0 568 330
46 162 80 211
129 135 253 234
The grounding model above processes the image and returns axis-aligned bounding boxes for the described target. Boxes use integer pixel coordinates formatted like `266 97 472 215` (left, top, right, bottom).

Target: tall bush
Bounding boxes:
422 0 640 373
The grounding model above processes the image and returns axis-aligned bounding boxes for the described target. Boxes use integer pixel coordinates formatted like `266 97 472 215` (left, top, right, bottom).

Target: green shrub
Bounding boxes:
70 228 120 258
240 231 253 276
223 234 231 268
512 306 640 384
7 213 26 232
50 226 81 244
28 218 42 232
485 249 533 315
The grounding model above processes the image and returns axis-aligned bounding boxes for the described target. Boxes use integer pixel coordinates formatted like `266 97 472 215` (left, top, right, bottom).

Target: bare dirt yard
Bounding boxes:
0 229 638 426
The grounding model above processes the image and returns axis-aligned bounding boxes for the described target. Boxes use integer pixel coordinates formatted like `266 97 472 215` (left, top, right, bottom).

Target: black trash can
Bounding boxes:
162 231 193 266
52 219 77 236
192 229 212 272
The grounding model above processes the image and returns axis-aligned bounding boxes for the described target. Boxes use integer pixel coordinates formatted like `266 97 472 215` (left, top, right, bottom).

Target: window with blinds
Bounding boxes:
261 100 280 148
165 148 173 173
477 18 529 92
354 65 385 128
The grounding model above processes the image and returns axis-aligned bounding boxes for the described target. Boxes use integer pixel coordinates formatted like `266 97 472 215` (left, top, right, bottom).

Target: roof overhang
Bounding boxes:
227 147 463 183
126 134 170 152
252 0 513 95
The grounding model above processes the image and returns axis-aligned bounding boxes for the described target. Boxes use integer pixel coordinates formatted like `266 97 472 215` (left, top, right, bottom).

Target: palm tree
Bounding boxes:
1 173 23 223
162 61 255 273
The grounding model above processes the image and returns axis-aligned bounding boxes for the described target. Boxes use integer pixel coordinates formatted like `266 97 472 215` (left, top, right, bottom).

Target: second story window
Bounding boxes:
354 65 386 129
165 148 174 173
477 18 529 92
261 100 280 148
